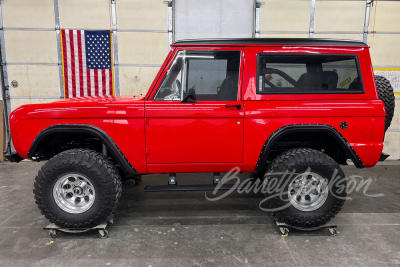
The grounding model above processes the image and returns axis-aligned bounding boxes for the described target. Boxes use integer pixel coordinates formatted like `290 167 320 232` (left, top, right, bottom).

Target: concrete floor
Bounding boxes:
0 161 399 267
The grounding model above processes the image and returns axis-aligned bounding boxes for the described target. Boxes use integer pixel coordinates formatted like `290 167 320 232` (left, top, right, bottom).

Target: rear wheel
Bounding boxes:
265 148 346 227
34 149 122 228
375 75 395 132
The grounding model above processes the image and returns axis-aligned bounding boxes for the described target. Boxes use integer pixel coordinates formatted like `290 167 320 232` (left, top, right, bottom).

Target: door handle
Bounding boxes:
225 104 242 110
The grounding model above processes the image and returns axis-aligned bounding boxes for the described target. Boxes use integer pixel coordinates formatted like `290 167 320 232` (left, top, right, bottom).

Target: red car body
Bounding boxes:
8 39 386 175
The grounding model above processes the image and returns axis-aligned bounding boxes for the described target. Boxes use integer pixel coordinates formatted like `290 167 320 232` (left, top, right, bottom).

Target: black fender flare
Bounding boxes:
28 124 138 175
254 124 364 174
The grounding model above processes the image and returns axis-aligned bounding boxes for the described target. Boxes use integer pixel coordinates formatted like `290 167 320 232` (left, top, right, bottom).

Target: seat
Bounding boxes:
217 76 238 101
297 71 338 91
348 77 362 90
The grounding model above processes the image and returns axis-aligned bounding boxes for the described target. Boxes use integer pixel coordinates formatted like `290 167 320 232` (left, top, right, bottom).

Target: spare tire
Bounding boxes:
375 75 395 132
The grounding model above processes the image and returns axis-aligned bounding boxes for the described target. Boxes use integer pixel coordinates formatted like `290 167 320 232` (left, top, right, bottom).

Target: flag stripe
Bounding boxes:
81 31 88 97
61 30 69 98
102 69 106 95
94 69 99 96
73 30 80 97
105 69 110 95
77 30 84 97
65 30 72 98
98 69 103 96
90 69 95 96
109 67 112 95
87 69 91 96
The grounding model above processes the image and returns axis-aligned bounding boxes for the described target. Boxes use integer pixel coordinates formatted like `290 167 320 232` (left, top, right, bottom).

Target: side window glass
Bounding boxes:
153 50 241 101
257 54 364 94
153 51 184 101
186 50 240 101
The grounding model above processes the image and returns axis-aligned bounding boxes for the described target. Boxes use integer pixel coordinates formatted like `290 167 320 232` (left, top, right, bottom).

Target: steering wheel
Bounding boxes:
264 68 305 90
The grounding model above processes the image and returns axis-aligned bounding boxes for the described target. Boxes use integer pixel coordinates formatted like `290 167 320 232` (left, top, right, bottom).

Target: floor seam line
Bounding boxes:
284 240 299 267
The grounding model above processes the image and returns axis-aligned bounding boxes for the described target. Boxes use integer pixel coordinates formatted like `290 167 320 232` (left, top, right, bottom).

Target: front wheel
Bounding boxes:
264 148 346 227
33 149 122 228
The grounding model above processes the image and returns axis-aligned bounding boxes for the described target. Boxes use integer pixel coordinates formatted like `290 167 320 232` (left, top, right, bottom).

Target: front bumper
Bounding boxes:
5 152 24 162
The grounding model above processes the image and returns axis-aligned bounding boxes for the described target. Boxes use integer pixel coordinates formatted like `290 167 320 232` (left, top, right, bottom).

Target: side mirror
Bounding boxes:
181 87 196 103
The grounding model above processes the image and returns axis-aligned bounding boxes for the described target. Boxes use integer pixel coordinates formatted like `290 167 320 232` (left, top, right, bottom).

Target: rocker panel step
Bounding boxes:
144 184 238 192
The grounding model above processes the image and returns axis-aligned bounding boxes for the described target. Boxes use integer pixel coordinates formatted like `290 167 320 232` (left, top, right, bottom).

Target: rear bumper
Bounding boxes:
5 152 24 162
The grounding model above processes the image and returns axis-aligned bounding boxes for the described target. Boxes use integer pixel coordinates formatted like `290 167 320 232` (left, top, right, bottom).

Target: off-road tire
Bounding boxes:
375 75 395 132
264 148 346 227
33 149 122 228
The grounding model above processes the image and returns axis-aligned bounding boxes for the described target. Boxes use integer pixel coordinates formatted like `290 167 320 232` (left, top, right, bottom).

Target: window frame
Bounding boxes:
256 53 365 95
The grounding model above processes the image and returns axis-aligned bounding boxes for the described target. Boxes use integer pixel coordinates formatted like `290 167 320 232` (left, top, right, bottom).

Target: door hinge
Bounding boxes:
145 118 149 125
145 148 150 155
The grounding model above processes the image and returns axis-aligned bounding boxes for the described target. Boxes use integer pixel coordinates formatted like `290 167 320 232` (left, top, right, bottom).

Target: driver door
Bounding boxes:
145 48 245 171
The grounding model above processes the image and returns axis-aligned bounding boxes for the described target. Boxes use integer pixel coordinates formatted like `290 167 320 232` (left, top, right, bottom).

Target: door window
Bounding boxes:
153 50 241 101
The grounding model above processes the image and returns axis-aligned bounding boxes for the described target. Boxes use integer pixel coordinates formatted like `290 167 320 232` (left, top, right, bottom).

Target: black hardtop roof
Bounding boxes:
173 38 367 47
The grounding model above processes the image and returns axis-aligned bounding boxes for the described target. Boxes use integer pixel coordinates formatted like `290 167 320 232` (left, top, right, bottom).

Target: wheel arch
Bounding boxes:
28 124 138 175
254 124 364 175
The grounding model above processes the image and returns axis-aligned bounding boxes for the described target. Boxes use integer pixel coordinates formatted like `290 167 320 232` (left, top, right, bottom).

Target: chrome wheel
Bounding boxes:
53 173 96 214
288 172 329 212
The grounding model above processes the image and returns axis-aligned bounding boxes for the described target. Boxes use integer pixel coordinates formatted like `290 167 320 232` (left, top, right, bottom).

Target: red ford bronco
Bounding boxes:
6 38 395 229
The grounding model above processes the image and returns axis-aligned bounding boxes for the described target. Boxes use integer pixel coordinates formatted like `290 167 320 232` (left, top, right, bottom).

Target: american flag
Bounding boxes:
61 29 114 98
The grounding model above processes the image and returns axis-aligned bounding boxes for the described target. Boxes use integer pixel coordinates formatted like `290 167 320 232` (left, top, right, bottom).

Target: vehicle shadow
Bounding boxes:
116 172 271 226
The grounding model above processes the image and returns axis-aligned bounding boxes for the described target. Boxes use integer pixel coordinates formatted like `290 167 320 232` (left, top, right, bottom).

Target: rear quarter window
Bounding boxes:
257 54 364 94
